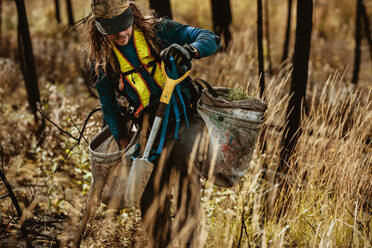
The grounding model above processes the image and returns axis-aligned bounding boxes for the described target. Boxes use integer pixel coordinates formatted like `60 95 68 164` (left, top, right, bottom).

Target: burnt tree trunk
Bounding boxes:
149 0 172 19
264 0 272 74
257 0 265 97
281 0 293 63
211 0 232 49
360 1 372 62
15 0 41 121
0 0 2 39
352 0 362 84
54 0 61 23
278 0 313 174
66 0 74 26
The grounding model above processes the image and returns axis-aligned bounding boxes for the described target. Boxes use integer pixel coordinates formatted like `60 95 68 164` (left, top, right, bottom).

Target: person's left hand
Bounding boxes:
160 44 198 68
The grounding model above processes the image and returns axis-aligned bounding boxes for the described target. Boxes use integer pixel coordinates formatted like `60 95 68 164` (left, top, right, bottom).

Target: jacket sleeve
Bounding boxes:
95 72 122 142
156 19 221 58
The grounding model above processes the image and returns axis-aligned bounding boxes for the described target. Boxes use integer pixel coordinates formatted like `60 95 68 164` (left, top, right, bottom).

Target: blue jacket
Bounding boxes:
95 19 220 141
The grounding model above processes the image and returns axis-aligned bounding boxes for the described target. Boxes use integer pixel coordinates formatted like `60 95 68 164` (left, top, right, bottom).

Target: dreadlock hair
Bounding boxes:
86 1 162 85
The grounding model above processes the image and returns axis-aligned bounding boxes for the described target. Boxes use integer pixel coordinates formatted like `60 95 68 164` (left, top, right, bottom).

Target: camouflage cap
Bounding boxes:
91 0 134 35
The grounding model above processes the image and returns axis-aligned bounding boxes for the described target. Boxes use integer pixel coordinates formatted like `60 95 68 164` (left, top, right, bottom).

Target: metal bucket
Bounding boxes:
197 87 267 187
89 126 138 209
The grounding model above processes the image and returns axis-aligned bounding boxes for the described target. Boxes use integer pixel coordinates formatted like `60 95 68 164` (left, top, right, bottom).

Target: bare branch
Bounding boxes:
44 107 102 173
69 114 89 144
0 193 10 200
36 109 78 141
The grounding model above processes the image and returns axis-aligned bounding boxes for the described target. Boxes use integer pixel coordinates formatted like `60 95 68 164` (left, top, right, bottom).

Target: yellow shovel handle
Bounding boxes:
160 61 191 104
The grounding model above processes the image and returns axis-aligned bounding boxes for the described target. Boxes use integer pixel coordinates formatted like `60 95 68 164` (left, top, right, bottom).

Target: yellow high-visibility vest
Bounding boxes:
112 28 165 117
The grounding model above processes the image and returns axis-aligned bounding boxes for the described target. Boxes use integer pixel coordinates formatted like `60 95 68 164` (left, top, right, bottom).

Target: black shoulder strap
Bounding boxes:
193 78 218 97
105 62 121 92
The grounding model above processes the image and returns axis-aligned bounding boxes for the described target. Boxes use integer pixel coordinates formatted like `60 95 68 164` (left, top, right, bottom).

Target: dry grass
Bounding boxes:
0 0 371 247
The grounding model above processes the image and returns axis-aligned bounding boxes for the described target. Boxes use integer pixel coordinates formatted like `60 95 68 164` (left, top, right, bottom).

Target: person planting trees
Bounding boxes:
85 0 220 246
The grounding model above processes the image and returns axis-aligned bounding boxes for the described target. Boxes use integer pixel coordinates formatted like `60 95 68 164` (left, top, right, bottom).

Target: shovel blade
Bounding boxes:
125 158 154 207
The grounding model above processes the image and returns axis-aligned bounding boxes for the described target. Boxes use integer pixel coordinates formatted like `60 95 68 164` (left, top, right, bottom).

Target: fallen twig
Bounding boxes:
0 144 23 220
0 143 33 247
345 205 371 247
238 198 251 248
345 206 365 232
303 217 321 241
237 206 245 248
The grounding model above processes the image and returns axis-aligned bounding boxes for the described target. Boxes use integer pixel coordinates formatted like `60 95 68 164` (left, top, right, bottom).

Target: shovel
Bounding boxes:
125 58 191 207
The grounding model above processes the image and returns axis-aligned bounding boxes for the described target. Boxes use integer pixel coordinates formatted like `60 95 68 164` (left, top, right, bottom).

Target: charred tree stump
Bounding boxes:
264 0 273 74
257 0 265 97
279 0 313 175
54 0 61 23
149 0 172 19
66 0 74 26
275 0 313 218
352 0 362 84
211 0 232 49
360 1 372 63
15 0 41 122
0 0 2 40
281 0 293 63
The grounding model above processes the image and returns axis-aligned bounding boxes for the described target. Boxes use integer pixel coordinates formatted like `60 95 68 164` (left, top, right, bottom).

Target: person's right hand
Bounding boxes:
160 44 197 68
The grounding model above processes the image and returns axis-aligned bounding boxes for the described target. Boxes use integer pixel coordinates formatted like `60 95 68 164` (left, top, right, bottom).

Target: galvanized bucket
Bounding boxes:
197 87 267 187
89 126 138 209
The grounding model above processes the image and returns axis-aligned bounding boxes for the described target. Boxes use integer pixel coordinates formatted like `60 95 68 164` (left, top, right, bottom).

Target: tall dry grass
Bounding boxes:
189 75 371 247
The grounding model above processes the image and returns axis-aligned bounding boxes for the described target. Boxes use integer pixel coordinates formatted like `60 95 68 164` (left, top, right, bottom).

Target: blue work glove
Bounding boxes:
160 44 198 69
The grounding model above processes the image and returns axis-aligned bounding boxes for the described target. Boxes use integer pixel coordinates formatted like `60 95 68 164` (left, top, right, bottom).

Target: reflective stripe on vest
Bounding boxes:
112 28 165 117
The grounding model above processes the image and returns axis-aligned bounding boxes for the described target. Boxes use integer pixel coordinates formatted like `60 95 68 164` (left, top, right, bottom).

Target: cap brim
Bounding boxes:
95 7 134 35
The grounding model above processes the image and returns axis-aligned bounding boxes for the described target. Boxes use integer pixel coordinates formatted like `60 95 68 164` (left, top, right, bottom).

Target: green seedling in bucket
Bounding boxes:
226 84 253 101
